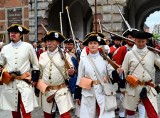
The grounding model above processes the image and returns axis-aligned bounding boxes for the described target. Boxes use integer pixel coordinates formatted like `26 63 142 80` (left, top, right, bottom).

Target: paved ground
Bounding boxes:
1 87 160 118
0 85 78 118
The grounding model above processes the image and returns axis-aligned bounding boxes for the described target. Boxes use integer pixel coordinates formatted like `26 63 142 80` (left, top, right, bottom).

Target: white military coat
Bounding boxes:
0 40 39 113
122 45 160 113
77 52 116 118
39 47 74 114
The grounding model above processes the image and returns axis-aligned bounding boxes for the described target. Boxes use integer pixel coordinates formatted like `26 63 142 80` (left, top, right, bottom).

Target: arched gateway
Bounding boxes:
28 0 160 41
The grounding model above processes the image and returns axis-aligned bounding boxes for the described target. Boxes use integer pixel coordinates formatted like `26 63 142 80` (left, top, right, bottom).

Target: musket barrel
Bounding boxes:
98 19 102 33
102 24 160 54
66 6 82 53
59 12 63 35
95 0 97 33
41 23 48 32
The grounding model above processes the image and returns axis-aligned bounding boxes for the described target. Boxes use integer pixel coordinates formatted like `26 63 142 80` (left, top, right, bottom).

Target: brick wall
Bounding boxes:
0 0 29 43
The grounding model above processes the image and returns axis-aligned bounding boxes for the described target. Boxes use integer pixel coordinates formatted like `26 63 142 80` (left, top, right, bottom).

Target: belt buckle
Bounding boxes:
95 80 98 85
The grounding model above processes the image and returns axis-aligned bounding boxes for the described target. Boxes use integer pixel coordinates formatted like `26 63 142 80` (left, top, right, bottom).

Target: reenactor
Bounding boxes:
37 31 75 118
0 24 40 118
122 30 160 118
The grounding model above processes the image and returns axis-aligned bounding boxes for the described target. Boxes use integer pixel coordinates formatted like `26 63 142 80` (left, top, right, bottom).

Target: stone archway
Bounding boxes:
124 0 160 30
29 0 160 41
47 0 93 39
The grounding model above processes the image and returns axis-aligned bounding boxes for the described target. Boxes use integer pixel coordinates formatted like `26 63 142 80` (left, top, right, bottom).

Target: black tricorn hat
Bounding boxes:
122 28 139 37
133 31 153 39
111 35 122 40
64 38 74 44
83 33 106 46
85 32 105 39
7 24 29 34
43 31 66 43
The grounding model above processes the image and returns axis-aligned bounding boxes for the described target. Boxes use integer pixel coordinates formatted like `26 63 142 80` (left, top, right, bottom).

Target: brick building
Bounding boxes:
0 0 29 43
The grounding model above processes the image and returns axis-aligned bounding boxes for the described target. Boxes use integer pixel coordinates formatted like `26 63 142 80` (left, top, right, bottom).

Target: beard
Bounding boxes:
10 38 15 43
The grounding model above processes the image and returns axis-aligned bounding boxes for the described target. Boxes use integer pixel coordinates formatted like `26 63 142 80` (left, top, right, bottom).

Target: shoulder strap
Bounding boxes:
132 50 152 78
58 47 71 70
112 47 120 57
47 52 67 80
86 56 112 85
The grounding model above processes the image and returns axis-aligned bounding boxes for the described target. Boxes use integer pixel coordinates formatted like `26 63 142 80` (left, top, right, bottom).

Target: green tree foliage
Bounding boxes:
153 33 160 40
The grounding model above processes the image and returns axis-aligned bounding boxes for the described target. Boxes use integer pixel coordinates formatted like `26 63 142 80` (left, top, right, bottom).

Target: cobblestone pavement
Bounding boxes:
1 70 160 118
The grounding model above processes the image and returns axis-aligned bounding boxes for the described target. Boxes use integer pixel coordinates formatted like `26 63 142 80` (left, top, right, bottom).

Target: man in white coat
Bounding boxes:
38 31 75 118
0 24 40 118
122 30 160 118
76 32 123 118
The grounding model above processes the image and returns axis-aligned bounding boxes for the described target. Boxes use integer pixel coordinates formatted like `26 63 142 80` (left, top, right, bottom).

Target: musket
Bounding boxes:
94 0 121 69
41 23 71 69
95 0 97 33
59 12 63 35
102 24 160 54
99 48 120 69
41 23 48 33
59 0 64 35
98 19 102 33
66 6 76 44
66 6 81 62
118 9 132 31
114 0 132 31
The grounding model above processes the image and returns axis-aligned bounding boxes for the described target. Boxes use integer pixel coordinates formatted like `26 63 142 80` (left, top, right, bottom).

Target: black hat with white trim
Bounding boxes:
122 28 139 37
43 31 66 43
83 33 106 46
133 30 153 39
7 24 29 34
64 38 74 44
85 32 105 39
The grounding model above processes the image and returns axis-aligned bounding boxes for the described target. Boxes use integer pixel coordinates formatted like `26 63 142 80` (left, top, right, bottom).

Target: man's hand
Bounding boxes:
116 67 124 75
0 66 3 71
76 99 81 105
68 68 75 76
10 73 16 81
31 81 36 86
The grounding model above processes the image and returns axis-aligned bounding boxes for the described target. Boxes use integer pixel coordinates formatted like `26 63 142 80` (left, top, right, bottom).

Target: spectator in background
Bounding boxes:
109 35 122 59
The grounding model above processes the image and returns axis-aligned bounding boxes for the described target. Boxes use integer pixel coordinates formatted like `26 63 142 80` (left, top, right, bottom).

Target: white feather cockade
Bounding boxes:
97 36 101 42
55 32 59 38
18 26 23 32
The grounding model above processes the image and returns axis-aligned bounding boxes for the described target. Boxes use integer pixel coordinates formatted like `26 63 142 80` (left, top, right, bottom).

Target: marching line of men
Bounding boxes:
0 23 160 118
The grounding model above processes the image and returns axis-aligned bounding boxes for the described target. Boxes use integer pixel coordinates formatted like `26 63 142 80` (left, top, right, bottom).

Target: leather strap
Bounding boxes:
47 52 67 81
132 50 152 78
130 50 149 75
47 83 66 90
